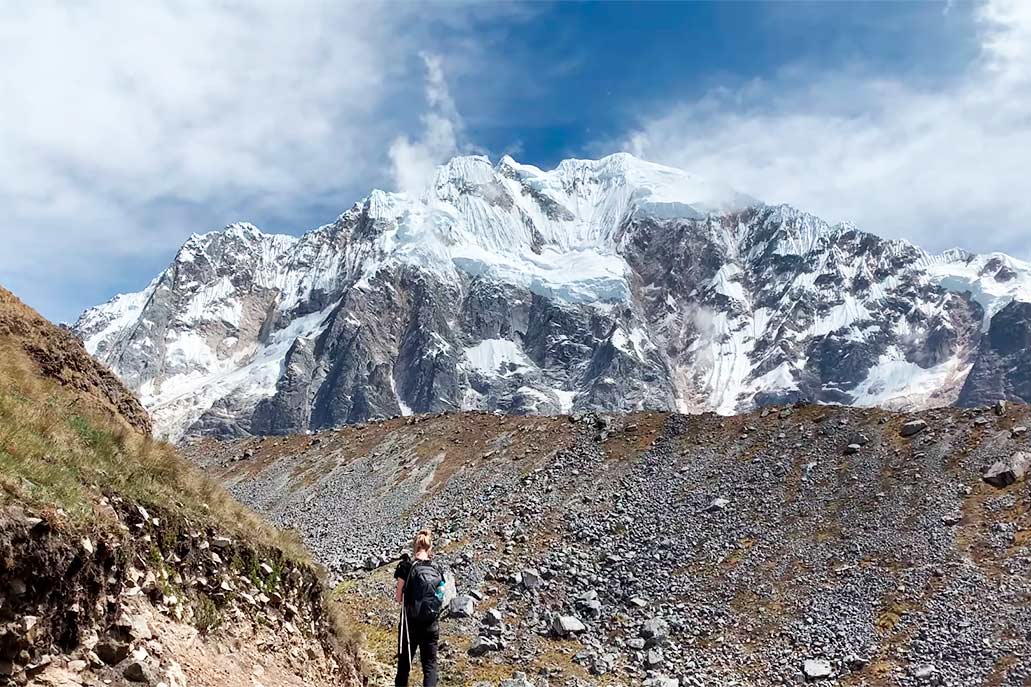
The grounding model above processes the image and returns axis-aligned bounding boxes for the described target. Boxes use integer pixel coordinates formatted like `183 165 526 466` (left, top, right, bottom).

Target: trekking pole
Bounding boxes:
398 603 404 658
399 593 415 669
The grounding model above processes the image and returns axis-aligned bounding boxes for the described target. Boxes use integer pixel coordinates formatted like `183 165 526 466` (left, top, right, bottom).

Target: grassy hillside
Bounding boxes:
0 284 364 686
0 287 306 559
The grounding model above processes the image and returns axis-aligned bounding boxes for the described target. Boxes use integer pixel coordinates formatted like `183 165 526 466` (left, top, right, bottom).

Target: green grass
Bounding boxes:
0 341 309 563
0 339 365 669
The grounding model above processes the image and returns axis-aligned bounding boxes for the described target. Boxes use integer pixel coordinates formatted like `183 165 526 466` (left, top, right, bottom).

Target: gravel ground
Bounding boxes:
185 405 1031 686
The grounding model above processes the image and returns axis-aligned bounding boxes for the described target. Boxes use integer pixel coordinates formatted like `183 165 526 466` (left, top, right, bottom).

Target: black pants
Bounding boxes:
396 618 439 687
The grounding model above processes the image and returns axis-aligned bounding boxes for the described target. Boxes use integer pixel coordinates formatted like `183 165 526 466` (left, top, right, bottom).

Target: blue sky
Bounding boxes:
2 1 1029 322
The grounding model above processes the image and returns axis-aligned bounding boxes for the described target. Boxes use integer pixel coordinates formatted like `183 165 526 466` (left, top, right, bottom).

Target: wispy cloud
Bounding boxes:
389 53 465 197
621 0 1031 256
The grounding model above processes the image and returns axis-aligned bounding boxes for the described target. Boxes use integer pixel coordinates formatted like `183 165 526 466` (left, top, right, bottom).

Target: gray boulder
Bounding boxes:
640 617 669 645
705 497 730 512
450 594 475 618
521 568 542 590
123 660 157 684
803 659 833 681
94 639 130 666
983 451 1030 487
900 419 928 437
468 636 499 657
643 677 679 687
551 615 586 637
499 673 536 687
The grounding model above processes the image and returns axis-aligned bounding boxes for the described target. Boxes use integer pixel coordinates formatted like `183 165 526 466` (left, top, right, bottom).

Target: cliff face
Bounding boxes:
959 299 1031 406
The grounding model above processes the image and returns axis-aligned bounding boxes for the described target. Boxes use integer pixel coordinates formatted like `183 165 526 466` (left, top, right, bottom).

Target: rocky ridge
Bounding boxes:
188 405 1031 686
74 153 1031 441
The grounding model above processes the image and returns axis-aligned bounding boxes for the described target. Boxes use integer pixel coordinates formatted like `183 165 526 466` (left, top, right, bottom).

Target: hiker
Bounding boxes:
394 528 445 687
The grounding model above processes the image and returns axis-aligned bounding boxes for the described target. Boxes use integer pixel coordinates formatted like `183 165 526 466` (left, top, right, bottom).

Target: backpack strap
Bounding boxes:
403 559 417 601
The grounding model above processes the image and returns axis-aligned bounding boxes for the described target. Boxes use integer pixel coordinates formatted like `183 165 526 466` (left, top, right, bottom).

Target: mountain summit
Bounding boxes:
74 153 1031 440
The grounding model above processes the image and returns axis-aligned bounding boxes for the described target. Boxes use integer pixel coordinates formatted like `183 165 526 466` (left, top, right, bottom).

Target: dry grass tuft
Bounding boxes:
0 340 310 563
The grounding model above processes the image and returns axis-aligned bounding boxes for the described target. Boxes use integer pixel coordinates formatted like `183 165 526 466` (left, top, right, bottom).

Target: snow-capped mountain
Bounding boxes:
74 153 1031 440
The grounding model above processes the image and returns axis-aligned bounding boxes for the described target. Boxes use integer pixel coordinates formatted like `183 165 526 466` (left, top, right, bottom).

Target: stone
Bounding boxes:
163 661 188 687
640 617 669 645
117 612 152 641
847 432 870 446
521 568 541 590
803 659 833 680
482 609 504 627
844 654 869 671
499 673 536 687
578 597 602 618
900 420 928 437
643 677 679 687
645 648 664 667
551 615 586 637
984 452 1030 487
912 664 937 679
705 497 730 513
450 594 475 618
94 639 131 666
468 636 498 657
844 444 861 455
123 660 157 683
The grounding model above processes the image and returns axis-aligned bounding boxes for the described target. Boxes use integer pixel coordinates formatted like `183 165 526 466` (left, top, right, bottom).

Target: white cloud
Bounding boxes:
0 2 501 320
389 53 464 196
622 0 1031 258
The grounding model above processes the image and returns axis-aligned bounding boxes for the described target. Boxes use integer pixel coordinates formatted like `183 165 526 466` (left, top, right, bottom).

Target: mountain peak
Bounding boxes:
72 152 1031 441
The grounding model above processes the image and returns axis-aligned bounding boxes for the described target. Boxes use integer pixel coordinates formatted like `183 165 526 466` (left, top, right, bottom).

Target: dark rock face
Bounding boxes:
958 300 1031 407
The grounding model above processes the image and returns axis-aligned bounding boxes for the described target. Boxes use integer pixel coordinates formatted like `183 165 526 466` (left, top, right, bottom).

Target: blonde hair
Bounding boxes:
414 528 433 554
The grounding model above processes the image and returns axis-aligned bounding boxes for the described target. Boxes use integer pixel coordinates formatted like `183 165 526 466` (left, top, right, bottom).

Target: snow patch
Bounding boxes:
462 339 535 377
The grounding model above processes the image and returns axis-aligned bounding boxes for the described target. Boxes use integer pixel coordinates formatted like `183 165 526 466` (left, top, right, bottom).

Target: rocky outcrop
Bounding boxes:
73 154 1031 441
0 498 362 687
958 300 1031 407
